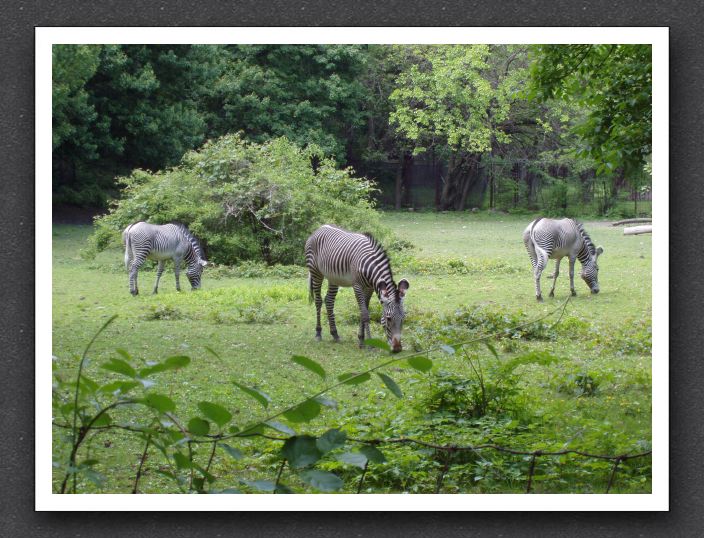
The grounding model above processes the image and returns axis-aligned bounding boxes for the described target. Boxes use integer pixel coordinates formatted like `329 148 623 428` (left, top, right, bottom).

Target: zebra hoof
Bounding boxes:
536 295 543 302
549 291 554 298
131 290 139 296
332 336 341 343
571 290 577 297
152 290 158 295
315 334 322 342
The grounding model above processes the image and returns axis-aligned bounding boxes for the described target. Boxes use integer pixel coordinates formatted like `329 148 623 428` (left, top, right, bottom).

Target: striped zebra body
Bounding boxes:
305 225 410 353
523 217 603 301
123 222 207 295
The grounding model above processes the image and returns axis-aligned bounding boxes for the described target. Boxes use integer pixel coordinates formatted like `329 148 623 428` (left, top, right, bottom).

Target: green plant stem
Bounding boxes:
132 433 152 494
60 398 135 494
273 459 286 494
68 315 118 493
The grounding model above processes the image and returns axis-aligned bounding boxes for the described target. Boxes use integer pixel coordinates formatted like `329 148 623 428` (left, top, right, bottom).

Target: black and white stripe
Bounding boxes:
305 224 410 352
123 222 208 295
522 217 603 301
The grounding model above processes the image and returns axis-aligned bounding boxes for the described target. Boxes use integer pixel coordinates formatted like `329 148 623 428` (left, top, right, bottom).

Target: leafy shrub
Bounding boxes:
89 134 394 265
141 304 183 321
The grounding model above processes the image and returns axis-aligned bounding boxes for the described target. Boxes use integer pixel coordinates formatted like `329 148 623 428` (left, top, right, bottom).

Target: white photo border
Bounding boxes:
37 26 668 511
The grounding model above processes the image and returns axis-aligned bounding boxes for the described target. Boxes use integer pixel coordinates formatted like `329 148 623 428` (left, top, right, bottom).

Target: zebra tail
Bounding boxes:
124 233 132 269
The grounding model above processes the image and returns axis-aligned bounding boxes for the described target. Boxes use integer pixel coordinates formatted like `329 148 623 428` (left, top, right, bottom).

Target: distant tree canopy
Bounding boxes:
52 43 652 216
527 44 652 176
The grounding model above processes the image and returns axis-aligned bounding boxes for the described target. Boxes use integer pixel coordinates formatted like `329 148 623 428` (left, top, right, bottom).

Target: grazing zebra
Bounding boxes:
123 222 207 296
305 225 410 353
523 217 603 301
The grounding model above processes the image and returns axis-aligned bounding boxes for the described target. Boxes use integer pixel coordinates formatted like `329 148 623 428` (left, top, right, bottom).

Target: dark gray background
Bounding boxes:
1 0 700 535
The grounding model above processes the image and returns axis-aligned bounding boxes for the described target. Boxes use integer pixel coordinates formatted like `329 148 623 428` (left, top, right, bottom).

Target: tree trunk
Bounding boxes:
612 218 652 226
623 225 652 235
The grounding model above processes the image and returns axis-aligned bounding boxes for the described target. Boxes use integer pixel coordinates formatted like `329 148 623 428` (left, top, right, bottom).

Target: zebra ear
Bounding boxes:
398 279 410 299
596 246 603 257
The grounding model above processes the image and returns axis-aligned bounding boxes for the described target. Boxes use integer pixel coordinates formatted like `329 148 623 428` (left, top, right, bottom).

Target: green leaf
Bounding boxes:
407 356 433 372
283 399 321 423
338 372 372 385
197 401 232 427
337 451 368 469
204 346 221 360
220 444 244 460
243 480 276 492
172 451 192 469
187 417 210 436
101 357 136 378
233 382 271 408
115 348 132 362
98 380 139 395
91 412 111 427
314 395 338 409
360 445 386 463
280 435 321 469
364 338 391 351
265 421 296 436
143 393 175 414
377 372 403 398
291 355 326 379
484 341 499 360
299 470 343 492
316 429 347 453
139 355 191 377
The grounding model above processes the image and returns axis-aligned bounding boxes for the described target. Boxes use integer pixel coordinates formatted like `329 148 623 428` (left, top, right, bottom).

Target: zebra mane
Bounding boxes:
574 220 596 256
362 231 399 298
173 222 205 260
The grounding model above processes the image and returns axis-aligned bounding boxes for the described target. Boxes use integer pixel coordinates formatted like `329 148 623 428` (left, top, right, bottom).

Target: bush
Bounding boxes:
89 134 393 265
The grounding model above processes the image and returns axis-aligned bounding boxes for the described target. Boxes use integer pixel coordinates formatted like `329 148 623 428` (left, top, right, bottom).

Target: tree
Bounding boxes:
388 45 536 210
208 45 368 163
527 44 652 176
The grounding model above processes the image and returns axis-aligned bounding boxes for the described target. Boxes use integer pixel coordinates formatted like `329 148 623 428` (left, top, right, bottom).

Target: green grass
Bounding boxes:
52 211 652 494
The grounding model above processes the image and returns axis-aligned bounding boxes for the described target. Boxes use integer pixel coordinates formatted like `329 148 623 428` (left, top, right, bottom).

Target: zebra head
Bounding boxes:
186 258 208 290
379 279 410 353
580 246 604 294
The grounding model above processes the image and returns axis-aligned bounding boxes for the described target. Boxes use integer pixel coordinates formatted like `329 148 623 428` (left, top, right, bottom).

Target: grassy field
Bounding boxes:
51 211 652 494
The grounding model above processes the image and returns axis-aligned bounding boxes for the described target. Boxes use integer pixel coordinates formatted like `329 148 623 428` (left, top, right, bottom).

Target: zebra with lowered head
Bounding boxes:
523 217 603 301
123 222 208 295
305 224 410 353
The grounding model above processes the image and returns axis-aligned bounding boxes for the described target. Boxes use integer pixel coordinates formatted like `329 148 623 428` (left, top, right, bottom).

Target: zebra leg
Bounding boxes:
354 285 372 348
364 290 372 341
549 258 561 298
311 273 324 341
569 257 577 296
173 259 182 292
325 284 340 342
129 256 146 296
153 260 165 294
534 250 548 302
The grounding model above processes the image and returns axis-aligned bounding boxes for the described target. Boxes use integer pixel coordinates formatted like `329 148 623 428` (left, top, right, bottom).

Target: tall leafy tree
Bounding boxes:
527 44 652 176
389 45 537 210
209 45 368 162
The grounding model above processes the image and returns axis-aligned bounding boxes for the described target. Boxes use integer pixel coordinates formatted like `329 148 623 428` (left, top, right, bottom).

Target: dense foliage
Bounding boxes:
53 44 652 215
528 44 652 176
90 135 387 265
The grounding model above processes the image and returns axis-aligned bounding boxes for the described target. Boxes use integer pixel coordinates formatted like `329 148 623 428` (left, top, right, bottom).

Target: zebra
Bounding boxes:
123 222 208 296
305 224 410 353
523 217 603 302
